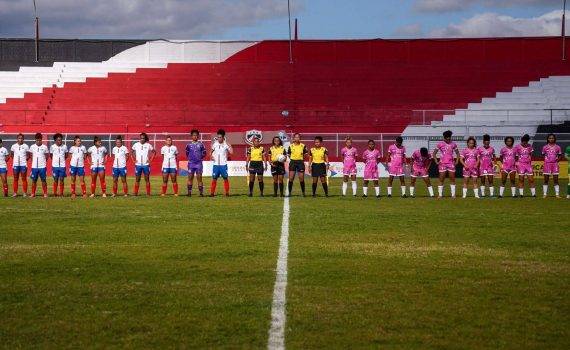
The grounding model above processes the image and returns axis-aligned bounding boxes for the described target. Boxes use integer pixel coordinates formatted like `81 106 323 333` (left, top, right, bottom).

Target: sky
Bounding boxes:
0 0 566 40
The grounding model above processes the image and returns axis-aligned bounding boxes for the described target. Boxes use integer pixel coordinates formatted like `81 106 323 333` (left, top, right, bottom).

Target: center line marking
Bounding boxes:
268 194 290 350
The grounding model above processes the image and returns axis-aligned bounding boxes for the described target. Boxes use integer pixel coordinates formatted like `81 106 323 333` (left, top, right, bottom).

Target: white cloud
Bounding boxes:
429 10 566 37
393 24 424 38
0 0 303 39
414 0 560 13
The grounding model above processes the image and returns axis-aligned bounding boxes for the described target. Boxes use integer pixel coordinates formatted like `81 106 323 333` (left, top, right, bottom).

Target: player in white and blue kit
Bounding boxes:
160 135 179 196
0 138 9 196
111 135 129 197
50 133 68 197
29 133 49 198
87 136 108 198
10 133 30 197
210 129 233 197
131 133 155 196
69 136 88 198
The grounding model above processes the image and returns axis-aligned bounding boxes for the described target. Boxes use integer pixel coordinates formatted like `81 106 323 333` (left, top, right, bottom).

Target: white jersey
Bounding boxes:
0 147 8 168
112 146 129 168
69 145 87 167
10 143 29 167
132 142 154 166
29 144 49 169
88 146 107 168
211 142 232 166
161 145 179 169
50 144 68 168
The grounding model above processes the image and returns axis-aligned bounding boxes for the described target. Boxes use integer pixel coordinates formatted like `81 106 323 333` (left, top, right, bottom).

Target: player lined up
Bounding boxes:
0 130 567 199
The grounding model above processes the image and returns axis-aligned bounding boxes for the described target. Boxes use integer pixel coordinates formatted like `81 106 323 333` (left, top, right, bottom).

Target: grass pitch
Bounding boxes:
1 177 569 349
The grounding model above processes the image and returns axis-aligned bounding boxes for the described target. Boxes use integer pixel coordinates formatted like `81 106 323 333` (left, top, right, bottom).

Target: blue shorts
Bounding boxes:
0 168 6 174
188 162 203 175
70 166 85 176
112 167 127 178
52 167 67 178
162 168 177 174
30 168 47 181
91 167 105 174
212 165 229 180
135 165 150 176
13 166 27 175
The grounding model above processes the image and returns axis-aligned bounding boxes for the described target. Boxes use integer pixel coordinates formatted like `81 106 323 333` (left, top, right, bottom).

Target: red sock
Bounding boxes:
134 183 140 195
2 184 7 196
31 182 37 196
42 182 48 195
113 182 118 195
81 182 86 195
173 183 178 195
161 184 167 195
223 179 230 195
59 183 64 196
123 182 128 195
53 183 58 196
71 182 76 195
100 180 106 194
90 182 96 194
22 178 28 193
146 183 151 195
210 180 217 195
13 177 18 194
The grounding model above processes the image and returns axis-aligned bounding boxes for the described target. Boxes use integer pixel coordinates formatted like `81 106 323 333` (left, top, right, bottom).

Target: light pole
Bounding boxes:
563 0 567 60
33 0 39 62
288 0 293 63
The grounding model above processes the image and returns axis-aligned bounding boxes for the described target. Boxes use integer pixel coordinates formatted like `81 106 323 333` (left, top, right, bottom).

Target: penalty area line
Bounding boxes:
267 194 290 350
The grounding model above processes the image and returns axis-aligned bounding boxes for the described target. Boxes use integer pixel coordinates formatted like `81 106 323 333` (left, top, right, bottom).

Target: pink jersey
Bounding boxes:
341 147 358 166
411 150 431 170
461 147 480 168
514 144 533 165
387 144 406 167
436 141 457 164
542 144 561 164
500 146 516 169
478 146 495 169
363 149 380 168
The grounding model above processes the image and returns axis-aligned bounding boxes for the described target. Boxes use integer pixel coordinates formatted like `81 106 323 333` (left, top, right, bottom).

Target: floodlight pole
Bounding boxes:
288 0 293 64
562 0 566 61
33 0 39 62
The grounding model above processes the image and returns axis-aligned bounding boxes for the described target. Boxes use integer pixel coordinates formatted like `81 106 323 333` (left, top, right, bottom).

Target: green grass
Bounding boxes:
1 178 569 349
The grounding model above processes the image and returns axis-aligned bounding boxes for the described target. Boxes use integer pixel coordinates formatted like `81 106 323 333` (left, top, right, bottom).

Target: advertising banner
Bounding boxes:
179 161 392 178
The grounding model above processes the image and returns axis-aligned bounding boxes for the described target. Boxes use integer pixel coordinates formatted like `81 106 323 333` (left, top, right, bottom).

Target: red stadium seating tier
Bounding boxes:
1 37 570 135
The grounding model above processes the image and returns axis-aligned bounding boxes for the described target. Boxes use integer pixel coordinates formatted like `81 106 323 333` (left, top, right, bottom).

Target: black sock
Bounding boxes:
259 181 264 194
274 183 278 195
248 181 254 194
300 181 306 195
288 181 293 194
322 182 329 195
279 183 284 196
312 183 317 195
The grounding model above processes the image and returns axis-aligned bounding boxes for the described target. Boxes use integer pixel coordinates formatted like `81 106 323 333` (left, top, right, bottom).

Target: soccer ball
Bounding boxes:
277 155 287 163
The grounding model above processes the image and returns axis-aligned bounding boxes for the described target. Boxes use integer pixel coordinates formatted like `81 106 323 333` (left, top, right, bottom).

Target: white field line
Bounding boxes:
267 195 290 350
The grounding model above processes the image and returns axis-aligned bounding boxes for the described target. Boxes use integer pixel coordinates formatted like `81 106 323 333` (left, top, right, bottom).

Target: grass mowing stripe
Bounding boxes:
268 195 290 350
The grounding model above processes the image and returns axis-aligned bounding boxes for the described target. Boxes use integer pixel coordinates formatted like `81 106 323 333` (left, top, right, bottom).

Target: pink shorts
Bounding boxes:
502 164 516 174
411 167 428 178
517 163 533 176
543 162 559 175
364 166 378 181
463 166 479 178
343 163 357 176
438 162 456 173
388 164 404 177
479 166 494 176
